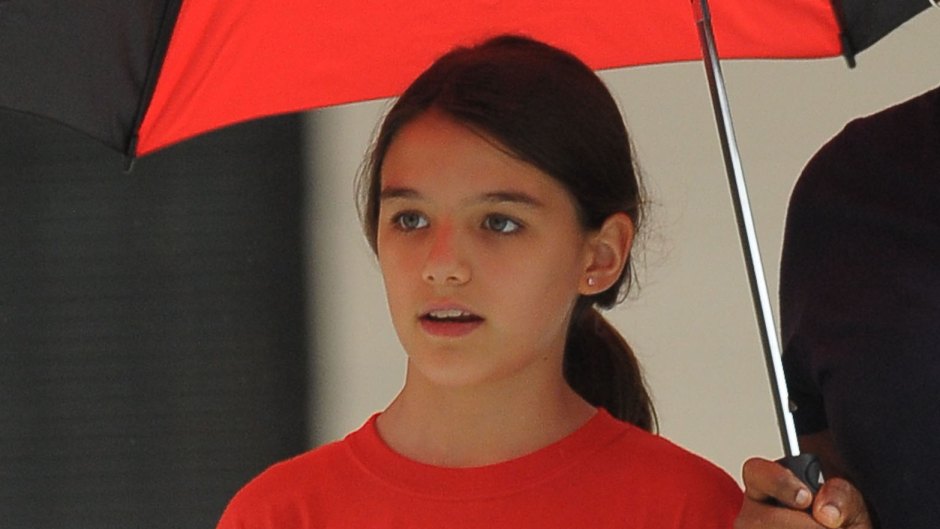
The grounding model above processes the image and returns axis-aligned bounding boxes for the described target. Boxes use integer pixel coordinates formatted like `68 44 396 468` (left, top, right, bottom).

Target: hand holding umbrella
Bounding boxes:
738 457 872 528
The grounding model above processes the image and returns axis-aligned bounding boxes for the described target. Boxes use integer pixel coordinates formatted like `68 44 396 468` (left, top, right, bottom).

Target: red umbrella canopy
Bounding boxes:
137 0 842 156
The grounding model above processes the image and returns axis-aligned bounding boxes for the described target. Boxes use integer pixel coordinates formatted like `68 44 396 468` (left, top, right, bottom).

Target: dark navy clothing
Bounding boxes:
781 85 940 529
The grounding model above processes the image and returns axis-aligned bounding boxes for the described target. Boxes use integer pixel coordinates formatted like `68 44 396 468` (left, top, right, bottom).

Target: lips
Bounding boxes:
419 306 484 337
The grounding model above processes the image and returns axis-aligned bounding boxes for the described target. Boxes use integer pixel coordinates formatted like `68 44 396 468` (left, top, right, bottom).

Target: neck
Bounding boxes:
376 363 596 467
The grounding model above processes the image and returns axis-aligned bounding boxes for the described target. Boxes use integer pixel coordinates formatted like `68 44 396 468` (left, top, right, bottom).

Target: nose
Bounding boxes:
422 224 471 286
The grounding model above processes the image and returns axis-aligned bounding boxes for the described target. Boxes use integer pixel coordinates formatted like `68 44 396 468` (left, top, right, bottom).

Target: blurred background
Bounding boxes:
1 112 309 528
1 9 938 529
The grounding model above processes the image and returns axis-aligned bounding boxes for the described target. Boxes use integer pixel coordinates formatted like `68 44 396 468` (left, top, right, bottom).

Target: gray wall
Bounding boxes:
0 111 308 529
303 12 940 480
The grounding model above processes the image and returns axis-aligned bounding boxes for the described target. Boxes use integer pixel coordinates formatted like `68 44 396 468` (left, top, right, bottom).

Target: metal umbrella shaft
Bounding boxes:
692 0 801 458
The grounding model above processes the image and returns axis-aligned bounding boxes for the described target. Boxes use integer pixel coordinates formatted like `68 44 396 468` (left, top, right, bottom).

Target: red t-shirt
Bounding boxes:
217 409 742 528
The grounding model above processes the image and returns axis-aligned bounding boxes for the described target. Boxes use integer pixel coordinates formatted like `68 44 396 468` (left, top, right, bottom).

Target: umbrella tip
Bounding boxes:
839 32 857 69
123 134 139 173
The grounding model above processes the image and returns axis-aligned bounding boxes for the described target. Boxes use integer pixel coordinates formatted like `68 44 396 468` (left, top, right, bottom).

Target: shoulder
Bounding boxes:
215 439 351 529
583 422 742 526
836 84 938 147
797 84 940 197
848 83 940 137
242 439 349 494
784 85 940 279
620 425 740 492
586 415 742 506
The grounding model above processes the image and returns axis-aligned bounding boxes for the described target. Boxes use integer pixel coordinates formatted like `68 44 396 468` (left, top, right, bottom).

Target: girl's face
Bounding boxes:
376 110 596 391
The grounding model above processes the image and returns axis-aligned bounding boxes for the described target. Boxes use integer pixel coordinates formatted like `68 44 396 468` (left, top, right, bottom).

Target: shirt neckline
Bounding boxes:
344 407 631 500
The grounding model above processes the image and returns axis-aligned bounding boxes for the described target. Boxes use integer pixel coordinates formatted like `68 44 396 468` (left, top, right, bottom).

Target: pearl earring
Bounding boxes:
586 276 596 287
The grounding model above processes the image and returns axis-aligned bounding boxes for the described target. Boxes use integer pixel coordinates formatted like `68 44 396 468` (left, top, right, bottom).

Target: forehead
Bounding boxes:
380 111 574 206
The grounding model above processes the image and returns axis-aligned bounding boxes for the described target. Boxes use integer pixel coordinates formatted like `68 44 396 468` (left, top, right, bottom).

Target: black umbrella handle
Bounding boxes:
772 453 824 511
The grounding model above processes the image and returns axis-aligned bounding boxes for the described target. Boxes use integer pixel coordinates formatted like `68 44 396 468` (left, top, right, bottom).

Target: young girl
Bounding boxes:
217 34 742 528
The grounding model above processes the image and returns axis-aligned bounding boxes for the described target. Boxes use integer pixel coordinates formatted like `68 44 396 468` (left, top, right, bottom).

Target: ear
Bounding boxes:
579 212 634 295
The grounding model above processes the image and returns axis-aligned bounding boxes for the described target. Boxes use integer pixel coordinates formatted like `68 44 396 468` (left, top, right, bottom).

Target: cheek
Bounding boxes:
377 228 416 273
486 244 583 311
490 263 579 352
377 239 418 302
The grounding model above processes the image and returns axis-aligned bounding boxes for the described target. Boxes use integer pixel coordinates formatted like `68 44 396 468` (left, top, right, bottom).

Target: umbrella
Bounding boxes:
0 0 934 459
0 0 932 160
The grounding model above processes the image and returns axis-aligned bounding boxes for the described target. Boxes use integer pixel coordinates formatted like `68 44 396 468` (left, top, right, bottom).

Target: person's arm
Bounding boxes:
734 432 873 529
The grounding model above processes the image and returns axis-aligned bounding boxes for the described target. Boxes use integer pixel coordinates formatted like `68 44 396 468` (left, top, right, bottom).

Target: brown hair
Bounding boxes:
356 34 656 431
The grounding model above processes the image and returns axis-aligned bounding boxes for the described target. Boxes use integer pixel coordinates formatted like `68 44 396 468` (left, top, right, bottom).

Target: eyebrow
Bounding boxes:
379 186 544 208
379 187 421 201
477 191 544 208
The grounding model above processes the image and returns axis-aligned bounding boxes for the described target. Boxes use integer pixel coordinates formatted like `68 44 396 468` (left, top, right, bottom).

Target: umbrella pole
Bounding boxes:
691 0 801 458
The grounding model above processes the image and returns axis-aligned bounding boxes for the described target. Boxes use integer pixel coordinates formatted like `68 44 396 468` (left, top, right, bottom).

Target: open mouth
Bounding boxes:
419 308 484 337
421 309 483 323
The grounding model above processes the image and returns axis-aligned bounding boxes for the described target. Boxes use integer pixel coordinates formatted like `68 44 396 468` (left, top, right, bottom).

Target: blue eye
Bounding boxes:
483 215 521 234
394 212 428 231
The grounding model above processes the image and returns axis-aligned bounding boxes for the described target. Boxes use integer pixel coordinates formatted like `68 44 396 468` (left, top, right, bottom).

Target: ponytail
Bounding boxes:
564 306 656 432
